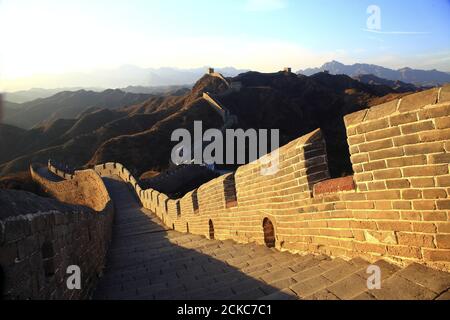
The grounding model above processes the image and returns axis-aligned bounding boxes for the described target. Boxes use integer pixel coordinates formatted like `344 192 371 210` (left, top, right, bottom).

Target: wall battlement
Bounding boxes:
41 86 450 271
0 166 114 299
206 71 231 88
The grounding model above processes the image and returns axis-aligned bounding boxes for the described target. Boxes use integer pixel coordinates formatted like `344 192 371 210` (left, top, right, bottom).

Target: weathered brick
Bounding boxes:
401 189 422 200
373 168 402 180
401 121 435 135
366 190 400 200
423 249 450 262
350 153 369 164
428 153 450 164
412 222 437 233
436 200 450 210
369 148 404 161
386 155 426 168
389 112 418 126
365 127 401 142
359 139 393 152
348 134 365 145
402 165 448 177
367 181 386 191
393 201 412 210
377 221 412 232
387 245 422 259
346 127 357 137
400 211 421 221
422 189 447 199
362 160 386 171
365 99 398 121
419 128 450 142
436 176 450 187
350 220 377 230
422 211 447 221
437 222 450 233
435 116 450 129
349 145 359 155
368 211 400 220
357 183 368 192
410 177 435 188
344 109 368 127
419 103 450 120
398 88 439 112
413 200 436 211
393 134 420 147
354 172 373 182
375 200 392 210
436 235 450 249
357 118 390 134
439 85 450 102
354 242 386 255
386 179 410 189
397 232 435 248
346 201 375 210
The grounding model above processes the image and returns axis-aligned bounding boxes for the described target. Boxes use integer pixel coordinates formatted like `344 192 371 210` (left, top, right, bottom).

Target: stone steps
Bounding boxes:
93 175 450 300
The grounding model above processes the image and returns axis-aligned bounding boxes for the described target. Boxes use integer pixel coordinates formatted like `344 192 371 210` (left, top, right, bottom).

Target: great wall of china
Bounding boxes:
97 86 449 271
0 166 114 299
1 82 449 299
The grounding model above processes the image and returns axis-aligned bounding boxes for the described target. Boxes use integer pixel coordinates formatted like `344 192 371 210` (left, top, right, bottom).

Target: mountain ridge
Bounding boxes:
298 60 450 86
0 71 417 182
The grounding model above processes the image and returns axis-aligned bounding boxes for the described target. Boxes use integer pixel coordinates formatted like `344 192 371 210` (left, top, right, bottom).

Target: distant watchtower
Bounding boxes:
284 67 292 73
208 67 215 75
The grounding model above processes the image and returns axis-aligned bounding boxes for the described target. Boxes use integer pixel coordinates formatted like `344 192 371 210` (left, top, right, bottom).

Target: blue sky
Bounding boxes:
0 0 449 90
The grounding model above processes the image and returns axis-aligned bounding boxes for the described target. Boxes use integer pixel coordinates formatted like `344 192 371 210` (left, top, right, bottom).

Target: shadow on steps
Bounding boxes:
95 176 297 300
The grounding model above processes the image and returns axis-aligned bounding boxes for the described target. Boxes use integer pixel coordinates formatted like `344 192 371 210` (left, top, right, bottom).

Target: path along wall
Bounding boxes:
85 87 450 271
0 166 113 299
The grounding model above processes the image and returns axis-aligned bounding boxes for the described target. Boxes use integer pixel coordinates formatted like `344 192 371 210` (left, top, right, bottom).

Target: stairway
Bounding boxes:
93 175 450 300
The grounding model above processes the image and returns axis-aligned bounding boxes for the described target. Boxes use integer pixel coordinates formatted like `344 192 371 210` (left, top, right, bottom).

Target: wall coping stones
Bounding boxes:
344 86 446 127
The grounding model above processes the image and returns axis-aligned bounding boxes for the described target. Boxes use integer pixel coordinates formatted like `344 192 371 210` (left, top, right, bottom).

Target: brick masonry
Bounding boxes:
0 167 114 299
30 86 450 281
90 86 450 272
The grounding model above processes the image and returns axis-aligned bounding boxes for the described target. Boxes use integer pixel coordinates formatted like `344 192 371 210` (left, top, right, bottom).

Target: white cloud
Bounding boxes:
243 0 287 12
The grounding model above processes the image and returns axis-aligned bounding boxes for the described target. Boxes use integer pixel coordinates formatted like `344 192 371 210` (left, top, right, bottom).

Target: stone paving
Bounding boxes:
94 176 450 300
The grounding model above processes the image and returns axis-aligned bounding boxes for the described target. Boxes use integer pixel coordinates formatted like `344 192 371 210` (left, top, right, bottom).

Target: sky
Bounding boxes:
0 0 449 91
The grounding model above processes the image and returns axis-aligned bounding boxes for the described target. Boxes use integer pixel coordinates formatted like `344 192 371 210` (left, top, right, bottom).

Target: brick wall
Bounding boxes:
202 92 227 120
86 87 449 271
32 164 111 212
0 167 114 299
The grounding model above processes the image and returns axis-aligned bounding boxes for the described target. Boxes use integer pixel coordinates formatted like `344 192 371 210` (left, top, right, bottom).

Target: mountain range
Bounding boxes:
298 61 450 87
3 66 248 102
3 89 153 129
3 85 192 104
0 70 416 188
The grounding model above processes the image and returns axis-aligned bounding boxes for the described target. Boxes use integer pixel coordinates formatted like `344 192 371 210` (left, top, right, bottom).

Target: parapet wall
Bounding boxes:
0 166 114 299
202 92 227 121
47 160 75 180
31 164 110 212
69 87 450 270
208 72 230 88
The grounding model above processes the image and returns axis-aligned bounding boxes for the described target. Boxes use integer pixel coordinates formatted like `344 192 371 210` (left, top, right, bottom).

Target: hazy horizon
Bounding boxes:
1 0 449 91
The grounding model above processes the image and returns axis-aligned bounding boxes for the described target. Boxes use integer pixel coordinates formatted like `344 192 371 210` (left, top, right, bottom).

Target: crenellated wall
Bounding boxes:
208 72 230 88
0 166 114 299
202 92 227 121
51 86 450 271
31 164 110 212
